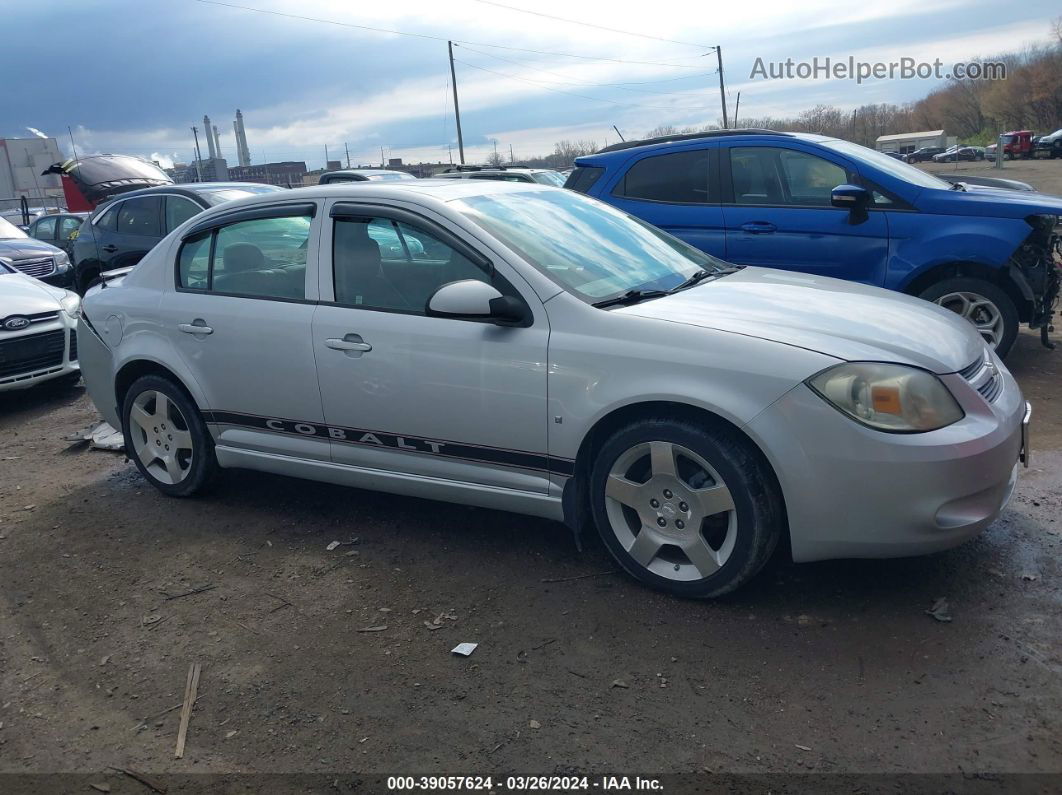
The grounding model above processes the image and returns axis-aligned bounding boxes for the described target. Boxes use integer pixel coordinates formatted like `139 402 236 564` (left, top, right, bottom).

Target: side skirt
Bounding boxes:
214 446 566 522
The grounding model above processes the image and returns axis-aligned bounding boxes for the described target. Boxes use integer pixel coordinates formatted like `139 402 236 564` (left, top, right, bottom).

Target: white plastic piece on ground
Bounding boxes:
451 642 478 657
66 421 125 452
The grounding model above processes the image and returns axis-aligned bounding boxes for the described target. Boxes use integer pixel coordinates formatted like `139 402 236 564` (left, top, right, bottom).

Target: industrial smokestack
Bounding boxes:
213 125 222 158
234 109 251 167
203 115 217 159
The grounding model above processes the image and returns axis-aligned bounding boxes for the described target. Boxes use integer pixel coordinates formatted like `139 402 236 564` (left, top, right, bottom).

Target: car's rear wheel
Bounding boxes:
918 277 1019 356
590 418 783 598
122 375 217 497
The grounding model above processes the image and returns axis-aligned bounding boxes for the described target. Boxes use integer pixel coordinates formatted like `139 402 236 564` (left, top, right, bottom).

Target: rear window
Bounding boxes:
614 150 710 204
564 166 604 194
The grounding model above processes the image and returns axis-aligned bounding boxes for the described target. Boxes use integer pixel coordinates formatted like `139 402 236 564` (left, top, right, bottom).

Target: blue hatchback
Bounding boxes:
568 130 1061 356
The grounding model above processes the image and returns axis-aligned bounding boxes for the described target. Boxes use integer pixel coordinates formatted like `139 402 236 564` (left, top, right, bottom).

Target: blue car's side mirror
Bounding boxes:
831 184 871 210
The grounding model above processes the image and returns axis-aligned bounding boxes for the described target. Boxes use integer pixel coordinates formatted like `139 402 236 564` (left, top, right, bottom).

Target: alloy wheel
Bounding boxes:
128 390 194 485
604 440 737 582
934 291 1004 348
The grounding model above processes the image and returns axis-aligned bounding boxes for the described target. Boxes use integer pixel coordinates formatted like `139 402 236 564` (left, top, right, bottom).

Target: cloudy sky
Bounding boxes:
5 0 1058 169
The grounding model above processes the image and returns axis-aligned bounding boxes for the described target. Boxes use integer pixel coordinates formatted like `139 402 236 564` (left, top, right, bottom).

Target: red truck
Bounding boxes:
985 130 1036 160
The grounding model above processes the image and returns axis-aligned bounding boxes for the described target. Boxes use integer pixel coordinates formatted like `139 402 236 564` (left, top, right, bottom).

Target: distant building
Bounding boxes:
875 130 955 154
326 160 342 171
228 160 307 186
0 137 64 207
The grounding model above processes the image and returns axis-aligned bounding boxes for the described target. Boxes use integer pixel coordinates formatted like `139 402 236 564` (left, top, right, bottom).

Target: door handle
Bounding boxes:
101 244 118 252
178 321 213 335
740 222 777 234
326 334 372 353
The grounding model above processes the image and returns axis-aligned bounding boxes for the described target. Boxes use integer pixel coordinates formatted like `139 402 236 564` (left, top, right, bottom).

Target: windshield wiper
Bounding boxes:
668 265 744 293
592 288 669 309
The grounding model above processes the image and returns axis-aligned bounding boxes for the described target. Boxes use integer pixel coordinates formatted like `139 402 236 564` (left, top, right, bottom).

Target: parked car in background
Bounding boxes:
905 146 946 163
881 151 904 160
28 212 89 258
985 131 1036 160
317 169 417 184
936 174 1036 192
76 180 1028 597
0 257 81 391
567 129 1062 356
0 216 75 288
1034 128 1062 159
433 166 567 186
932 146 981 163
71 182 285 293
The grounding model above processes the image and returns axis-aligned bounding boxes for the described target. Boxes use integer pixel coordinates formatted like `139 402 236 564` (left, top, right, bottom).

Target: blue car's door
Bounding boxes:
602 146 727 258
721 144 889 285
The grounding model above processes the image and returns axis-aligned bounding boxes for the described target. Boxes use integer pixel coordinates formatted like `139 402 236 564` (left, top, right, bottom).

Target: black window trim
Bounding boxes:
175 201 318 299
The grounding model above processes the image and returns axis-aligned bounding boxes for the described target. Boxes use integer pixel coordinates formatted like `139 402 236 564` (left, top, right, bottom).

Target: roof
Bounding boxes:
875 130 945 143
436 167 554 174
597 128 796 154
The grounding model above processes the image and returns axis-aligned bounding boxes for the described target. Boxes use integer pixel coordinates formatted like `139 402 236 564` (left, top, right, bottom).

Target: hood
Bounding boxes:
616 267 984 373
0 238 64 260
0 271 66 316
916 185 1062 218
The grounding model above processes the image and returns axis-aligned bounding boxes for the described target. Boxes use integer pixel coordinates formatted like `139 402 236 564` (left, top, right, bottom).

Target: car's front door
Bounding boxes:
158 202 329 460
605 147 726 258
312 201 550 492
721 144 890 285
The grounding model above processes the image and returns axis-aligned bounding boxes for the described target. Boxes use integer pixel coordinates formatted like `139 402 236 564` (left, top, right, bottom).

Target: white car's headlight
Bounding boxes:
59 291 81 319
808 362 964 433
53 250 71 272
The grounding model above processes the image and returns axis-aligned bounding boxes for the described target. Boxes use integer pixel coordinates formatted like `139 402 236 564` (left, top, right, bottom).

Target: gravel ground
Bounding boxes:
1 328 1059 792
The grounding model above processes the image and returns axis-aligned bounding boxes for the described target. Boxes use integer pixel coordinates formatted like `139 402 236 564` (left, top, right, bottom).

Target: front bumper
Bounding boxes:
40 268 76 289
0 320 80 392
746 361 1026 562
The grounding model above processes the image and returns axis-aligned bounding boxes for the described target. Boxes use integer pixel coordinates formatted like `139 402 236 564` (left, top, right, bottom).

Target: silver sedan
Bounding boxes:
77 181 1029 596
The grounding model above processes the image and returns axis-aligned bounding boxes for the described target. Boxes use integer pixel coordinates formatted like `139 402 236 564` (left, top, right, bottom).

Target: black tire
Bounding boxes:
589 417 784 598
76 268 99 296
121 374 217 497
918 277 1019 357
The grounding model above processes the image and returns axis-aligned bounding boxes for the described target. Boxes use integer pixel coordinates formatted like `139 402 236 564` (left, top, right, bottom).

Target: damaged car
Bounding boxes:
77 181 1029 597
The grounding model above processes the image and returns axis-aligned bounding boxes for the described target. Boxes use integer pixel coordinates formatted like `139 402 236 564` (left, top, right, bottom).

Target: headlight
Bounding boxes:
59 291 81 319
807 362 964 433
53 250 71 272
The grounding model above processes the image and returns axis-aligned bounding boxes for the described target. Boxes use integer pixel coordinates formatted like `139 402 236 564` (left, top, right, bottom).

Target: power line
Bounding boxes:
453 58 708 113
456 43 713 97
471 0 713 50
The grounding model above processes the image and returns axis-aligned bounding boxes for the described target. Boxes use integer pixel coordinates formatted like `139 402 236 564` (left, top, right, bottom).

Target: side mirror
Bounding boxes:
831 184 870 210
426 280 527 325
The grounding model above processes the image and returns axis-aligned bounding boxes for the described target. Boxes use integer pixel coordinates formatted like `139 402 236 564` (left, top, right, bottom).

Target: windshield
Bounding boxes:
531 171 566 187
823 140 951 190
0 217 29 239
455 189 728 301
200 186 284 205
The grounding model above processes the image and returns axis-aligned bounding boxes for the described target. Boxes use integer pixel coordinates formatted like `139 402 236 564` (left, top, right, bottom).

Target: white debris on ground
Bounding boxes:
65 421 125 452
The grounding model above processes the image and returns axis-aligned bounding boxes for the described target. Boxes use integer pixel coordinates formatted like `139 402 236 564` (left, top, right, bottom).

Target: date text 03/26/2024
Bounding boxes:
386 776 664 791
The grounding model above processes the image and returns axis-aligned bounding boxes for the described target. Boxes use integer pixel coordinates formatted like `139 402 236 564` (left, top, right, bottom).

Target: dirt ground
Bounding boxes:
2 167 1062 791
921 157 1062 195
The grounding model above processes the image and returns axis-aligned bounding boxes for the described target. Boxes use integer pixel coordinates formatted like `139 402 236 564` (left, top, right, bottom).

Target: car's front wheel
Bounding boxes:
919 277 1019 356
121 375 217 497
590 418 784 598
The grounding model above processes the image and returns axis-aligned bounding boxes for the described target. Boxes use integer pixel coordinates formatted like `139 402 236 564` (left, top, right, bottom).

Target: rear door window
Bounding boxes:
33 217 57 240
165 196 202 233
614 150 710 203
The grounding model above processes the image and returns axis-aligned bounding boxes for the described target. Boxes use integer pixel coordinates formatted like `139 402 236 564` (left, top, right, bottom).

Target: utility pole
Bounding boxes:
380 146 385 167
344 142 351 168
493 139 499 163
509 143 515 163
191 126 204 182
612 124 625 142
67 125 80 163
733 92 741 127
448 41 465 164
716 46 728 129
325 144 329 166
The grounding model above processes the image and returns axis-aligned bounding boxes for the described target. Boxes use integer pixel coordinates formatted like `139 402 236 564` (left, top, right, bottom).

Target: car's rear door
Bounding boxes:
108 196 164 269
720 143 890 285
158 201 329 460
603 146 726 258
312 200 551 492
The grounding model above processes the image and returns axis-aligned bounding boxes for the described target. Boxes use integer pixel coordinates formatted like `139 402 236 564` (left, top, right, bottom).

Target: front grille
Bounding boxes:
0 329 65 378
959 350 1003 404
68 329 78 362
977 373 1004 402
11 257 56 278
957 355 984 381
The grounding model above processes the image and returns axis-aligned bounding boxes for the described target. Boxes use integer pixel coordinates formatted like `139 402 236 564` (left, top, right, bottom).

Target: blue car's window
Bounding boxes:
822 139 950 189
731 147 847 207
616 150 710 204
456 188 726 301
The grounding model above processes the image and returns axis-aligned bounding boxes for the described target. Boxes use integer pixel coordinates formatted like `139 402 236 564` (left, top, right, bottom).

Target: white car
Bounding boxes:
76 181 1029 597
0 257 81 391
